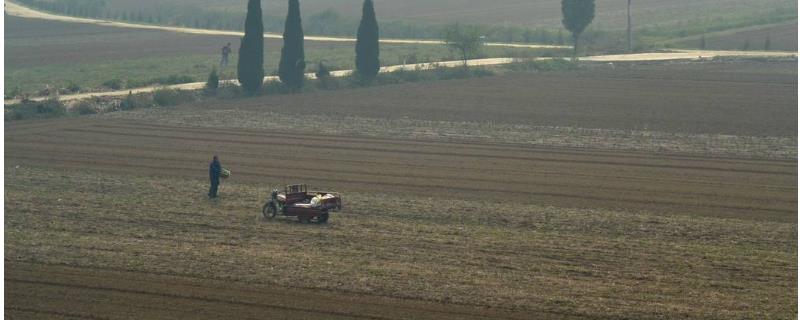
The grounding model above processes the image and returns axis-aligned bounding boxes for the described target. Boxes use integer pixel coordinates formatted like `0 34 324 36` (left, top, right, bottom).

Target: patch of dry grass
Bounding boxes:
5 165 796 319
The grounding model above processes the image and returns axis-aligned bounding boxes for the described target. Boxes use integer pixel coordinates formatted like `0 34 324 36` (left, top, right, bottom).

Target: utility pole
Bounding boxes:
627 0 633 52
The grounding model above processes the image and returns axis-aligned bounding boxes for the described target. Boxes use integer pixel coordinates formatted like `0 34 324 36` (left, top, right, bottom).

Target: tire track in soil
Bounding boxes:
5 262 555 320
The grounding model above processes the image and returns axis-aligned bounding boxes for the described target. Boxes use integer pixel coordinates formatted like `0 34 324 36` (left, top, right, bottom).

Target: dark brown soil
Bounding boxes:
4 61 796 319
199 61 798 136
6 261 545 320
6 118 796 222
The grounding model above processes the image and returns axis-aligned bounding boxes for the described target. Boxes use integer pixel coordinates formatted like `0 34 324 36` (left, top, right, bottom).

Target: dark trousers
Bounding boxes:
209 179 220 197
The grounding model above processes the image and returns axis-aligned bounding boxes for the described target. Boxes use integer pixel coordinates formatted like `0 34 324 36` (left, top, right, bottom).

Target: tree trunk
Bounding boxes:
462 48 468 69
572 35 579 60
627 0 633 52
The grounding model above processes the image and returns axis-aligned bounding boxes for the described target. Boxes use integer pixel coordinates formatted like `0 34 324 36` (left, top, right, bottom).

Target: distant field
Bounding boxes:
5 15 562 95
674 21 798 51
98 0 796 30
13 0 797 50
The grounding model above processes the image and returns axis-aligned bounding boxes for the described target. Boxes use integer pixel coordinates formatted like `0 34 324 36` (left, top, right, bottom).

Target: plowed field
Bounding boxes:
6 119 796 222
7 262 541 320
5 62 797 318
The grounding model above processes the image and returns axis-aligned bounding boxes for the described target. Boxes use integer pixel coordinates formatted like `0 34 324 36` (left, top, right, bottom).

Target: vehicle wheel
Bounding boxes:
318 212 329 223
262 202 277 220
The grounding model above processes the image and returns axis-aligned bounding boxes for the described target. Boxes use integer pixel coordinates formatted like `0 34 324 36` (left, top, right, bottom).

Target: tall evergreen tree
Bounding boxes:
561 0 595 59
237 0 264 94
356 0 380 82
279 0 306 89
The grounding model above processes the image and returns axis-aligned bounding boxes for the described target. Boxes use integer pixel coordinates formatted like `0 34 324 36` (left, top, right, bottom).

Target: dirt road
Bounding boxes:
7 47 797 105
2 58 516 104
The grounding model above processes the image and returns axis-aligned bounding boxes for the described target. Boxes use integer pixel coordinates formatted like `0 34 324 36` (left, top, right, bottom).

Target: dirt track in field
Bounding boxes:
7 261 547 320
6 118 796 222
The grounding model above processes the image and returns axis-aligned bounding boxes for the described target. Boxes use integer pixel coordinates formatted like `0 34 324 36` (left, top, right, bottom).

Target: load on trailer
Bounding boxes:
262 184 342 223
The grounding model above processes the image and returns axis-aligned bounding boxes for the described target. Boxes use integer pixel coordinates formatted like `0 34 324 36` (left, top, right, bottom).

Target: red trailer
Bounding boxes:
262 184 342 223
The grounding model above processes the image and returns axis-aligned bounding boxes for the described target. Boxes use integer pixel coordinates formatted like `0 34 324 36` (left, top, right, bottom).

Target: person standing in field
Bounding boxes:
220 42 232 67
208 155 222 198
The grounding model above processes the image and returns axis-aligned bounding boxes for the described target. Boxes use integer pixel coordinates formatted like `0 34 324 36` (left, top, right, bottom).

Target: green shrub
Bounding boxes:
370 65 493 86
6 98 66 121
120 92 154 110
432 66 494 80
503 58 578 72
315 76 345 90
206 68 220 92
124 79 147 89
35 98 67 115
103 79 125 90
126 75 196 89
6 86 23 99
158 74 195 85
374 72 403 85
153 88 195 106
434 67 471 80
315 61 331 79
262 81 292 95
216 83 244 99
74 101 98 115
389 69 425 82
66 82 81 93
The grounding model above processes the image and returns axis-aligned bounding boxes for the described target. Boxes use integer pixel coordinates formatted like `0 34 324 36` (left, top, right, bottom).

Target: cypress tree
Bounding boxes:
278 0 306 89
237 0 265 94
561 0 595 59
356 0 380 82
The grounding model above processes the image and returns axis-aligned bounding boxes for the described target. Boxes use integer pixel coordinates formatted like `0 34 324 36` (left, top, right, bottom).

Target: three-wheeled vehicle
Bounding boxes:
262 184 342 223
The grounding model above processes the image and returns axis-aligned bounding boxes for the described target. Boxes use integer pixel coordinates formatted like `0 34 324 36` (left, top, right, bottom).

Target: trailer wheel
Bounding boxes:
318 212 329 224
262 202 277 219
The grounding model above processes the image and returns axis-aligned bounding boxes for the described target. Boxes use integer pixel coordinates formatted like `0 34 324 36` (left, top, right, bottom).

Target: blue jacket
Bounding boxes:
209 159 222 181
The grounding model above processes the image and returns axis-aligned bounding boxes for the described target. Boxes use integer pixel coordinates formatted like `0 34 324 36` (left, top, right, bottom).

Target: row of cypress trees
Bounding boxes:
238 0 380 94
